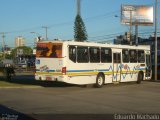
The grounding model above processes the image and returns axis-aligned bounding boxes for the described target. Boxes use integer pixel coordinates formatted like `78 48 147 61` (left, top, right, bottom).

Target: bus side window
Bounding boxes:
122 49 129 63
77 47 89 63
69 46 76 63
89 47 100 63
101 48 112 63
129 50 137 63
138 50 145 63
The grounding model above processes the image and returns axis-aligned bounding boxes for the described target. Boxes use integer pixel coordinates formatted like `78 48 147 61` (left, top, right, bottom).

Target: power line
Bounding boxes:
1 10 119 35
89 32 125 39
88 28 160 43
0 5 157 48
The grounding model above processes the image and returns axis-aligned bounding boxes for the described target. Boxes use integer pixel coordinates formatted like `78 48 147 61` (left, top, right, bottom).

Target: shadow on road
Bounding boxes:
0 104 35 120
0 72 77 88
0 104 113 120
1 73 160 88
3 71 159 88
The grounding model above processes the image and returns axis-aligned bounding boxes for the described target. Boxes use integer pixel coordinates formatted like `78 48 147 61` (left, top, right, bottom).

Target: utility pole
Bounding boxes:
155 0 158 80
129 10 133 45
135 22 138 46
77 0 81 15
42 26 49 40
0 32 6 60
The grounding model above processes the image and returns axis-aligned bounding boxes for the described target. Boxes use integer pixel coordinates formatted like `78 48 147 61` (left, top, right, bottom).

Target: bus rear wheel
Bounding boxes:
95 74 104 88
137 72 143 84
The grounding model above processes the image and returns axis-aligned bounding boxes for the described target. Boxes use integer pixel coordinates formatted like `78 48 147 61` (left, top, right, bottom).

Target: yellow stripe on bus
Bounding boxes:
35 70 145 76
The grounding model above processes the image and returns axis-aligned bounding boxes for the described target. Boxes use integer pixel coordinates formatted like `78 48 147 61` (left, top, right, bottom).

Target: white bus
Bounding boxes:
35 41 152 87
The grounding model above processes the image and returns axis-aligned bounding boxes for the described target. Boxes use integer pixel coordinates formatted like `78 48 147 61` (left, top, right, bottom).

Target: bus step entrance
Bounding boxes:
113 81 120 84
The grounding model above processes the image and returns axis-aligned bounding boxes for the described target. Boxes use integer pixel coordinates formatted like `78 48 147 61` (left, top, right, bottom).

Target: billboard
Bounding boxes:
17 49 23 55
121 5 153 26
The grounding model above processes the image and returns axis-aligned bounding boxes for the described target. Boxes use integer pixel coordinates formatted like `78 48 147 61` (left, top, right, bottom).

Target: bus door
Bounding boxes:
113 50 121 82
146 54 152 80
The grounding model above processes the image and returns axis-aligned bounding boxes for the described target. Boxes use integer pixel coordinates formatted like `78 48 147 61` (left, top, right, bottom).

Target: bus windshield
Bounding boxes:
36 42 62 58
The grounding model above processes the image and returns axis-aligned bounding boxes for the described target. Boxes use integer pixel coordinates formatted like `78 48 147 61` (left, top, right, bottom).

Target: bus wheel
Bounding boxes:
95 74 104 88
137 72 143 84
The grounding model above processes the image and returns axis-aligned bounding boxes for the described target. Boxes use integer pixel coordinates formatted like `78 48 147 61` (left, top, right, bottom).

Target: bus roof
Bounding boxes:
37 40 150 50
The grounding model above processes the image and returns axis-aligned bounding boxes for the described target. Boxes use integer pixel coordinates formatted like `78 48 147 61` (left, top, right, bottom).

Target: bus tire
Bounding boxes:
95 73 104 88
137 72 143 84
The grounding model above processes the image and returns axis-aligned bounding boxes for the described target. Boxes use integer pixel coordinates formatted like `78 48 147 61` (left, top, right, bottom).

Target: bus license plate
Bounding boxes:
46 77 52 80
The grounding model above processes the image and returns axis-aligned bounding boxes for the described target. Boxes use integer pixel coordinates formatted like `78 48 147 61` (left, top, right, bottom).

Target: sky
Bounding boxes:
0 0 159 48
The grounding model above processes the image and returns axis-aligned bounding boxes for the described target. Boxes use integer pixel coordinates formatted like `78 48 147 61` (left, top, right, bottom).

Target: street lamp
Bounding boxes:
30 32 42 40
30 32 42 47
30 32 40 36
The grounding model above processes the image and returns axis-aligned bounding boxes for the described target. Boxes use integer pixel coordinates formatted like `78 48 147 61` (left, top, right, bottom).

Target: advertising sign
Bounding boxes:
121 5 153 26
17 49 23 55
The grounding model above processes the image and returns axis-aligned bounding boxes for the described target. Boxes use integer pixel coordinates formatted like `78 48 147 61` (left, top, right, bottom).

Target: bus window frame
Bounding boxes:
89 47 100 63
77 46 89 63
101 47 112 63
129 49 137 63
122 49 129 63
138 50 145 63
69 45 77 63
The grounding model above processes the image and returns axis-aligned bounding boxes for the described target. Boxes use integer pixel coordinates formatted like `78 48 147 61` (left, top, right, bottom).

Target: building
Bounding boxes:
15 36 25 47
114 32 134 45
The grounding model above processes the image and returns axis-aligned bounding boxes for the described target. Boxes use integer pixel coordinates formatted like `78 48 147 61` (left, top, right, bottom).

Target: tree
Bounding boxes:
11 46 33 58
5 54 12 59
74 14 88 42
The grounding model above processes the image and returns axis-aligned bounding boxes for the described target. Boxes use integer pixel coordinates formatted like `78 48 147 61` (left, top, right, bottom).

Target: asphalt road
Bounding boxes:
0 79 160 120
